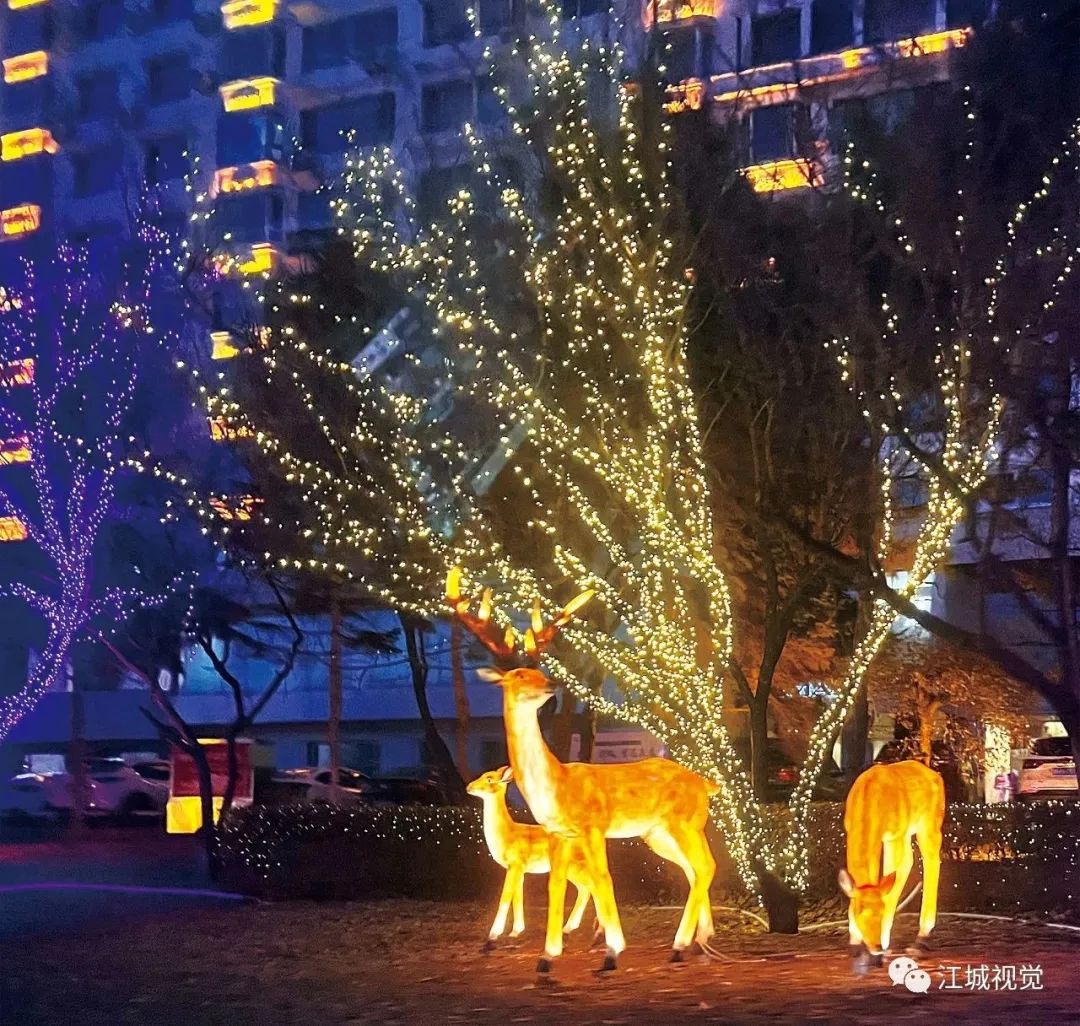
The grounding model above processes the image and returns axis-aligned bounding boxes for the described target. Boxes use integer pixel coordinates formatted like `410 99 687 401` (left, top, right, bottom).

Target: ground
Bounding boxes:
3 865 1078 1026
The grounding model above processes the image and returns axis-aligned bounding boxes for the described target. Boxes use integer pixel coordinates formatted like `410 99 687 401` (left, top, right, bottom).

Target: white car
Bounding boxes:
275 766 383 808
1016 737 1078 800
0 758 171 822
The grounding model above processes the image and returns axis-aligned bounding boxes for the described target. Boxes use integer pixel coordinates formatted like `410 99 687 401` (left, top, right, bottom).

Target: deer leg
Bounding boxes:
914 825 942 947
509 863 527 937
486 864 519 948
645 827 699 959
580 831 625 971
682 824 716 947
538 840 571 973
882 838 914 955
564 878 592 933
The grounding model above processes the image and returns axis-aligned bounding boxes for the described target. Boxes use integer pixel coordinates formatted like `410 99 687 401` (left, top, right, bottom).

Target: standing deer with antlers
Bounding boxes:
448 568 719 974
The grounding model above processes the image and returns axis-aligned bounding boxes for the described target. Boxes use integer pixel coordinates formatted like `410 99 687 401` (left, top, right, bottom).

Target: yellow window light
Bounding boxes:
0 358 33 386
0 204 41 239
742 158 821 193
642 0 719 26
8 0 48 8
208 416 254 441
213 242 278 278
221 0 276 29
212 159 282 196
0 435 30 465
1 128 58 162
220 76 279 112
209 494 263 521
210 330 240 360
0 516 28 541
897 28 971 57
3 51 47 84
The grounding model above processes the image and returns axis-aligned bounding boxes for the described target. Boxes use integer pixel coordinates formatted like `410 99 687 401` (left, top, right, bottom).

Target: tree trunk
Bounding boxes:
753 860 799 933
748 696 770 800
450 621 471 779
841 678 871 784
549 691 577 761
400 613 467 803
68 674 88 837
579 704 597 763
328 601 342 804
190 742 219 877
221 732 240 820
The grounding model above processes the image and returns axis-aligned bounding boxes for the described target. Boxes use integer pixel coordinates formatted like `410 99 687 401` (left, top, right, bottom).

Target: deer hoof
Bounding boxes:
688 941 704 956
536 958 553 974
907 939 930 958
481 939 496 953
600 952 618 972
670 948 686 963
868 952 883 968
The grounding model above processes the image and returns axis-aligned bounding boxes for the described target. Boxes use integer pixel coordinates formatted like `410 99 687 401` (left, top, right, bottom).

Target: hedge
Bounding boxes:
217 799 1080 911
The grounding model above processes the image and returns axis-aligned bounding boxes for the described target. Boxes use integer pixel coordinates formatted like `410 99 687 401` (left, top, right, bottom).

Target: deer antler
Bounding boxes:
523 590 594 660
446 567 518 661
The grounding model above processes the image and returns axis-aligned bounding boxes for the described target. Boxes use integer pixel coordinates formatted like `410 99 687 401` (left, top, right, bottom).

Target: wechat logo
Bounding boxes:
889 955 931 995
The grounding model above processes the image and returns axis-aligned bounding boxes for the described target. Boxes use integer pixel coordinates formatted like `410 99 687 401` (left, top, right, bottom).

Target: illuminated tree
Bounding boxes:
177 4 1008 922
0 228 184 743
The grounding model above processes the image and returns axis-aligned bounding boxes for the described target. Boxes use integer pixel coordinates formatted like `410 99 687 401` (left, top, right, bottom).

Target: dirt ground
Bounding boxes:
2 897 1078 1026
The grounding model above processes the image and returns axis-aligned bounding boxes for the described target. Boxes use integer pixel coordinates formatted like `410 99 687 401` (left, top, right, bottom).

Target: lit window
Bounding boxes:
1 128 58 161
0 516 28 542
0 203 41 238
2 51 47 84
8 0 47 8
0 435 30 464
207 417 254 440
741 158 821 192
209 495 263 520
0 358 34 386
222 0 276 29
213 159 282 195
220 76 278 112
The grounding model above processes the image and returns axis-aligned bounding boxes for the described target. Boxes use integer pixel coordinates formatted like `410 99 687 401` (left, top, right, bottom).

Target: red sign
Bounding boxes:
170 741 252 801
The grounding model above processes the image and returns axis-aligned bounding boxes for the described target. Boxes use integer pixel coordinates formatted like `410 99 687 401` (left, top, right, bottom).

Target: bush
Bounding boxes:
218 799 1080 912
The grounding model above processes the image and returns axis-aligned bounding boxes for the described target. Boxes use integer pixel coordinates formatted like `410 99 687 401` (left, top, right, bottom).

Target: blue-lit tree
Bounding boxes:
0 223 188 742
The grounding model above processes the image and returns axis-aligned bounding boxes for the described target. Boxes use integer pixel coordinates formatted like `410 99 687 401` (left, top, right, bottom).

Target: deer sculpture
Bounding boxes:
448 568 719 974
467 765 594 948
838 759 945 968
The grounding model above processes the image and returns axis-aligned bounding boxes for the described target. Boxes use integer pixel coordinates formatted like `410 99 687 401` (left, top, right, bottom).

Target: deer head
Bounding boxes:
838 867 897 955
466 765 514 797
446 567 593 705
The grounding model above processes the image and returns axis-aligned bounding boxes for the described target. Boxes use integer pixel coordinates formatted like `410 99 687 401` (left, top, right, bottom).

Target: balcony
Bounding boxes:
2 51 47 84
676 28 972 114
0 127 58 161
741 158 823 194
212 158 288 197
219 76 280 113
0 203 41 239
221 0 276 30
0 515 28 542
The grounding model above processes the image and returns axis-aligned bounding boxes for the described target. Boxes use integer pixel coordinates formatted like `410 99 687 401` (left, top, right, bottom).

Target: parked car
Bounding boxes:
1016 736 1078 801
732 738 847 802
0 758 170 823
274 767 446 808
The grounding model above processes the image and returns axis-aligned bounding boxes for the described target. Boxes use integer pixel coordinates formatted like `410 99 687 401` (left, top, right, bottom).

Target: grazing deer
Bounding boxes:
838 760 945 963
467 766 593 948
449 569 719 973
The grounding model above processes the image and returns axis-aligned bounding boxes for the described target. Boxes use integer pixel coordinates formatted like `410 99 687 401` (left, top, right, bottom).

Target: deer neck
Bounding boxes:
503 696 564 829
479 792 516 859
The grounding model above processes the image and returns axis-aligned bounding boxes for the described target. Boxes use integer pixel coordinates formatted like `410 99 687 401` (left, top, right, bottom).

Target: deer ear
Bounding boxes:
838 868 855 897
476 667 505 684
879 871 897 893
497 765 513 783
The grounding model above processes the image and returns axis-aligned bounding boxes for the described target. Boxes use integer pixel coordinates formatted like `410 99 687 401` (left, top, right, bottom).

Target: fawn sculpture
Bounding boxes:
839 759 945 964
449 569 719 974
467 765 593 948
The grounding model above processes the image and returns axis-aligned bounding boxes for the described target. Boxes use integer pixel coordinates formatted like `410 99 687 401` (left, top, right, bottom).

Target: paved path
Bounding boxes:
0 827 246 939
